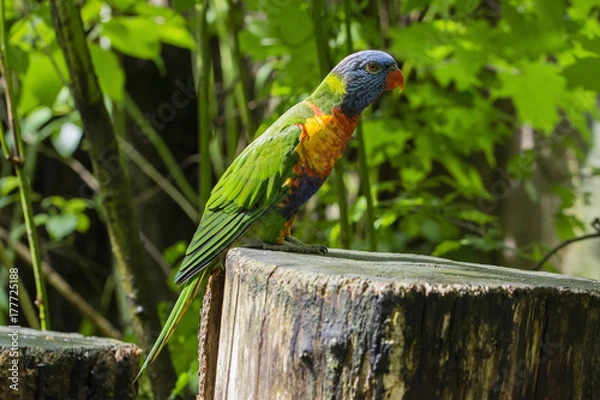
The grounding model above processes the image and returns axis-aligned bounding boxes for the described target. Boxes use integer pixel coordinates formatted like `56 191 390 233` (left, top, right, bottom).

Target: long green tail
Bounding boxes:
137 266 212 379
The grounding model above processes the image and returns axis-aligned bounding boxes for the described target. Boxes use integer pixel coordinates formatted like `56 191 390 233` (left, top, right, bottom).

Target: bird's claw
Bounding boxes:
260 236 328 255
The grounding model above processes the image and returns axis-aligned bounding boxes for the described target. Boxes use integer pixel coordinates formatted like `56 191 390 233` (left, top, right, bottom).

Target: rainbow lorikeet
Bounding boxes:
139 50 404 375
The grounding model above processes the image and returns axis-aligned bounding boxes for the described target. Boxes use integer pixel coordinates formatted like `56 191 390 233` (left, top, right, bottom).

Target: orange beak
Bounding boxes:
385 67 405 92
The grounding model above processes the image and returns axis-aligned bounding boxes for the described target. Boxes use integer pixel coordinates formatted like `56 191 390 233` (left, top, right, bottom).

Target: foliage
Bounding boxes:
1 0 598 397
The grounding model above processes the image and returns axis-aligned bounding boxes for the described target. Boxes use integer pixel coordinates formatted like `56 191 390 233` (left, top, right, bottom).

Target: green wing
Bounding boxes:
140 105 312 378
174 120 303 284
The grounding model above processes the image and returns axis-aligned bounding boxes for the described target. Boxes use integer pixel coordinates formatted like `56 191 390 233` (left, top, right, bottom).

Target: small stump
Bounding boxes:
0 327 140 400
210 248 600 399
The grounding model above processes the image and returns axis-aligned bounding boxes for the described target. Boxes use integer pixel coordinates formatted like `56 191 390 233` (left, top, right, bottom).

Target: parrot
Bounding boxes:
139 50 404 376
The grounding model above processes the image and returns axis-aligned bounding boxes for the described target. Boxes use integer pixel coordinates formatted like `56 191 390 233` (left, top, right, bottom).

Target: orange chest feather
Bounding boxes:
294 109 358 179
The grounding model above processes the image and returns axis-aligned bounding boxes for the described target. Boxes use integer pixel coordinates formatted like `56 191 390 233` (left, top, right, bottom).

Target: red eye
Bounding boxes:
365 62 380 73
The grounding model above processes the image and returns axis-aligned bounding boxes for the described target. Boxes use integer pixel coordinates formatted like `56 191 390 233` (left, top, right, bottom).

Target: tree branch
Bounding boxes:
48 1 177 397
0 0 51 329
534 218 600 271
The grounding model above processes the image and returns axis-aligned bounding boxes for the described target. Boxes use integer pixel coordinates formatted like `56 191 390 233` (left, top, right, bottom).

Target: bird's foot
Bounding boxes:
260 236 328 254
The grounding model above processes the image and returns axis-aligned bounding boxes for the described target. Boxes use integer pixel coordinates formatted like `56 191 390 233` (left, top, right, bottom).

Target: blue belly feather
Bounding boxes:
278 169 325 219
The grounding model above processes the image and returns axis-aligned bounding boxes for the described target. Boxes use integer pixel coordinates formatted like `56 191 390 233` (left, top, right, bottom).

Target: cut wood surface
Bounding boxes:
212 248 600 400
0 327 140 400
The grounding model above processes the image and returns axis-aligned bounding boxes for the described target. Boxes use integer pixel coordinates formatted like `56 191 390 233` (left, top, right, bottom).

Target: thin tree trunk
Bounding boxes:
48 1 177 398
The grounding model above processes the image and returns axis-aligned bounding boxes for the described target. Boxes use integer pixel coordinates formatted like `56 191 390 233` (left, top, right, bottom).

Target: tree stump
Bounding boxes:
0 327 140 400
210 248 600 399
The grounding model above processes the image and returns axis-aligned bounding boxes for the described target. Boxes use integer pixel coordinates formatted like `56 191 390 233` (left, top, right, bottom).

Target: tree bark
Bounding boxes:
213 248 600 399
48 2 177 398
0 327 140 399
198 268 225 400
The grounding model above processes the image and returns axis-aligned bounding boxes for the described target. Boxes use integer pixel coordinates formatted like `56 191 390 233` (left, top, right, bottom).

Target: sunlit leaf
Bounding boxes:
389 23 443 68
155 21 196 50
46 214 79 241
89 44 125 102
361 119 412 167
21 107 53 135
569 0 599 18
18 51 66 115
0 177 20 196
494 61 567 133
433 240 462 256
76 214 91 233
65 198 90 213
431 48 486 90
52 122 83 158
102 16 161 60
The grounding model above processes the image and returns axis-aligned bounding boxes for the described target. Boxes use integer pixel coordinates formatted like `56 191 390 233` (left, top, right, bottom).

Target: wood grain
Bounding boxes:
213 248 600 399
0 327 140 400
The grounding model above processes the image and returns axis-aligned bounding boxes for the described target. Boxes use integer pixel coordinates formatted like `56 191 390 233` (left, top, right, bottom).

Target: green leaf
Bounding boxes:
442 155 486 196
374 212 399 230
240 0 317 91
432 240 462 257
500 5 567 60
569 0 600 18
51 122 83 158
431 48 486 91
89 44 125 102
102 17 161 60
174 0 197 13
549 185 577 209
46 214 79 241
460 235 504 252
9 5 56 52
361 119 412 166
155 20 196 50
18 51 65 115
42 195 66 209
108 0 137 11
400 167 429 190
21 107 53 134
76 214 91 233
169 370 194 400
65 198 91 213
401 0 430 13
452 208 496 224
80 0 103 25
389 23 444 67
554 213 584 240
34 213 49 227
534 0 567 29
6 42 29 73
0 177 20 196
562 57 600 92
494 61 567 133
163 240 187 266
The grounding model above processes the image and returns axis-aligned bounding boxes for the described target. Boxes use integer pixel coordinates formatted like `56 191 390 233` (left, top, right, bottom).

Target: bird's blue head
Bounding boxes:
328 50 404 118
